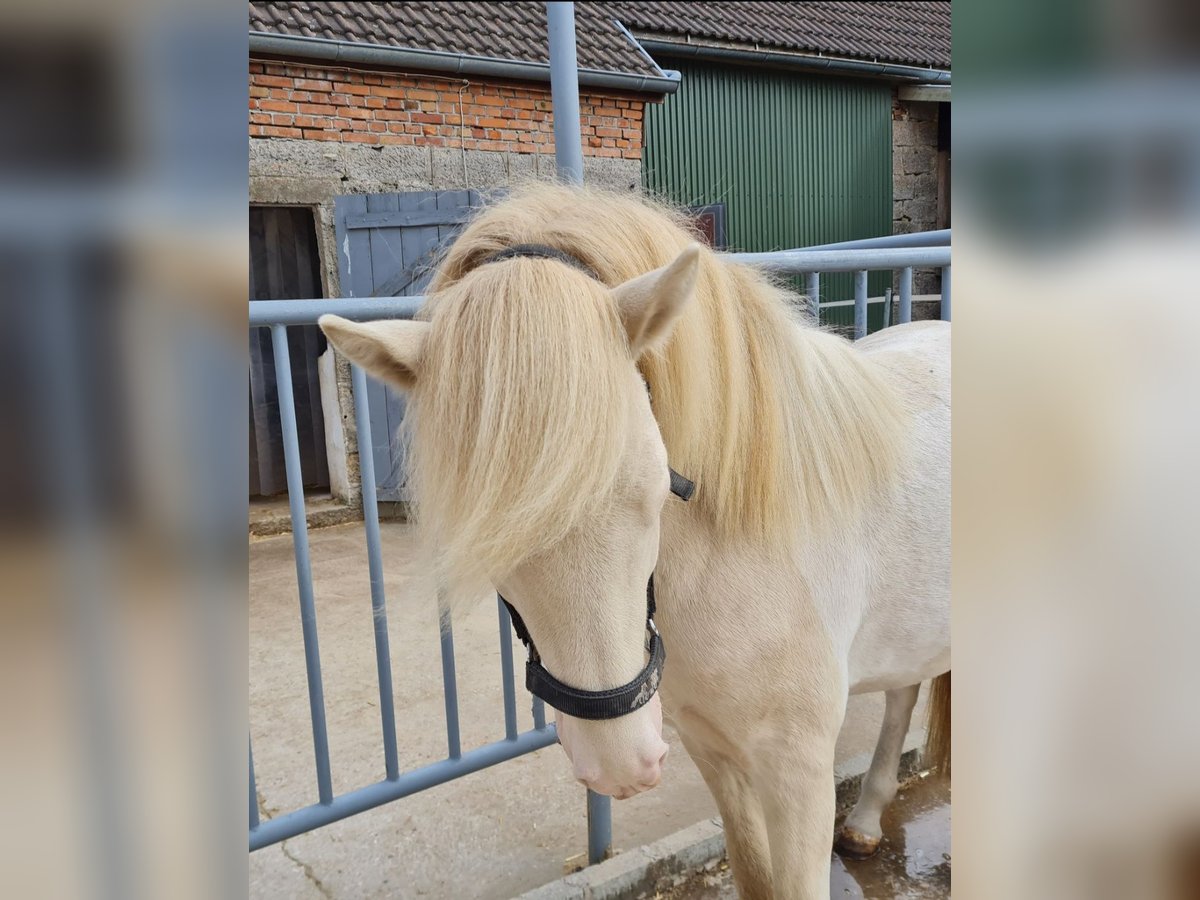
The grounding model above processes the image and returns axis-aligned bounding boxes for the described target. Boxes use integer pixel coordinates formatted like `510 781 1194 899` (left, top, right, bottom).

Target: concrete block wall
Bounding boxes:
249 57 651 508
892 93 944 308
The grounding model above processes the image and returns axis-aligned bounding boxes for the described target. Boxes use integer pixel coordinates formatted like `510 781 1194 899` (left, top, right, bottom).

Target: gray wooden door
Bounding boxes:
334 190 483 500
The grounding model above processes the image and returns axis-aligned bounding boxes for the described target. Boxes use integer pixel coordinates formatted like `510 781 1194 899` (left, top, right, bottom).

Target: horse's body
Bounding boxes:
320 184 950 899
655 321 949 895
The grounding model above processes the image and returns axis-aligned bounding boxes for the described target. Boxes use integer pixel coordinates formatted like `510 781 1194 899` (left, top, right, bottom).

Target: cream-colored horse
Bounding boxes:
319 184 949 899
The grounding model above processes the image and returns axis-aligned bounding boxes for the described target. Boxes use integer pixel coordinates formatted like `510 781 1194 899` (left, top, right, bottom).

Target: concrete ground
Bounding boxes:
673 776 950 899
251 520 929 899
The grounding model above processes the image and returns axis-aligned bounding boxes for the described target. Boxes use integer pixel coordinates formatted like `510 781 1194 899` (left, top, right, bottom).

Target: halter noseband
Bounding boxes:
486 243 695 721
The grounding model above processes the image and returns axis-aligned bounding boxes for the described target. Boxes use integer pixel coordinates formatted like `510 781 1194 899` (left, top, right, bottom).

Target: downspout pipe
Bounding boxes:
638 38 950 84
547 2 584 185
249 32 681 94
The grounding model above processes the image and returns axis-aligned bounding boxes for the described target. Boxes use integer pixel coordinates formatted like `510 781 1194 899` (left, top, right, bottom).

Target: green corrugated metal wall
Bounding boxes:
643 60 893 333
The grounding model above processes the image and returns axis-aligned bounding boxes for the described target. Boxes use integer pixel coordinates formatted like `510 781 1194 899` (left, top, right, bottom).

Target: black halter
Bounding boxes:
486 243 695 721
498 471 693 720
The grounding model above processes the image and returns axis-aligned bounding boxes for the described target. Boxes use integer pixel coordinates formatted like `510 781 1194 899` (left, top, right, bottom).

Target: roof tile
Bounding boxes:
249 2 949 74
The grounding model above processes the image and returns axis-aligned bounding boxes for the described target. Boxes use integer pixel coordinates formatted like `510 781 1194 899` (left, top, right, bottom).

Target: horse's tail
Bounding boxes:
924 671 951 776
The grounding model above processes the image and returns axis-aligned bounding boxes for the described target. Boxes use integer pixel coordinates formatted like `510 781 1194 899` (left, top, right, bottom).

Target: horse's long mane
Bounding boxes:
410 182 904 591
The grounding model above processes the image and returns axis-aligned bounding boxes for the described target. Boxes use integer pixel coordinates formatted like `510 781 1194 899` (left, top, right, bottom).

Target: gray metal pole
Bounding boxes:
587 788 613 863
941 265 952 321
548 1 611 862
547 2 584 184
853 270 869 340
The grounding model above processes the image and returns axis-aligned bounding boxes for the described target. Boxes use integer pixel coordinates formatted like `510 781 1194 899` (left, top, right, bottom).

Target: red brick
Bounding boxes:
272 114 295 126
328 93 353 107
424 136 446 147
256 74 293 89
249 86 269 98
333 82 371 96
371 86 408 99
301 128 340 140
368 121 387 133
261 125 302 138
297 103 336 116
374 109 409 122
294 78 331 91
378 134 415 145
408 89 439 101
250 112 272 125
412 112 444 124
365 96 385 109
293 115 329 129
591 146 621 158
622 147 640 159
341 132 377 143
595 127 621 138
474 95 505 107
339 106 371 120
259 99 296 113
249 62 265 75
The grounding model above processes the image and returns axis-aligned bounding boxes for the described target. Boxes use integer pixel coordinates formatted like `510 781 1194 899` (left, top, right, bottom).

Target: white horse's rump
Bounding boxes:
319 184 950 900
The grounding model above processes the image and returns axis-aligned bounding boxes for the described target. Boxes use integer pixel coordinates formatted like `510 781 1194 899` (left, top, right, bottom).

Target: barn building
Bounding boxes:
247 1 951 521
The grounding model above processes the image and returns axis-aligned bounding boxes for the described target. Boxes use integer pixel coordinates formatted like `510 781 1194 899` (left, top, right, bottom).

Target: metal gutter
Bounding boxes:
637 38 950 84
249 31 681 94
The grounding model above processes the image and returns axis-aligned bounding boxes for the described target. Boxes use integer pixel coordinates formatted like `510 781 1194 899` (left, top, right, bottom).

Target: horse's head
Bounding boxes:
319 242 701 799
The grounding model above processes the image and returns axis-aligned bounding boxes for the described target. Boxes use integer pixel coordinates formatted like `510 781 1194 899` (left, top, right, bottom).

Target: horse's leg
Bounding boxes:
834 683 921 859
680 734 774 899
752 717 841 900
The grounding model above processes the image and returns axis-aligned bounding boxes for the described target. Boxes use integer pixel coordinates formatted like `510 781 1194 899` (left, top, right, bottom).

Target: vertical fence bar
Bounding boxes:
547 2 584 185
438 599 463 759
853 269 869 340
899 266 914 324
270 324 334 805
249 739 259 831
805 271 820 323
883 287 893 329
351 364 400 780
532 696 547 730
941 264 952 321
497 596 519 741
587 789 613 864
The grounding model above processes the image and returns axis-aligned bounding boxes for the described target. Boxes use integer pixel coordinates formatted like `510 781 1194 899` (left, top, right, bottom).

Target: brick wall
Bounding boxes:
249 60 647 160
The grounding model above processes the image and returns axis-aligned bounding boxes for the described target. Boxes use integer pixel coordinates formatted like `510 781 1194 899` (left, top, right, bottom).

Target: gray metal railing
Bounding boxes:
249 299 570 854
727 237 952 338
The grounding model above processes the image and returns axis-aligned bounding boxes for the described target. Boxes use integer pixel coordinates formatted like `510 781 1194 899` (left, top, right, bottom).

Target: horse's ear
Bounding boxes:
318 315 429 389
612 243 701 357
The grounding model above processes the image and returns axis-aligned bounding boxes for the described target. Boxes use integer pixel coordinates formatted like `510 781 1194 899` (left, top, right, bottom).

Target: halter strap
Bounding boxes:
499 471 692 721
484 244 599 280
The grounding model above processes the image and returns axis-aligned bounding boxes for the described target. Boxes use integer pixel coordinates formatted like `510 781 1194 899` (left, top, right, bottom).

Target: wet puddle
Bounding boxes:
672 775 950 898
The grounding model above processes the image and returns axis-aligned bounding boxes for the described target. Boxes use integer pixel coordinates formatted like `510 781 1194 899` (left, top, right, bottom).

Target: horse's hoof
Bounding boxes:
834 825 881 859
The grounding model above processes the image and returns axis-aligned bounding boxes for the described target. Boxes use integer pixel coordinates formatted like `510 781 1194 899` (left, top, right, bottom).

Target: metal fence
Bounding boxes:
728 230 952 338
247 234 950 865
247 295 585 854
